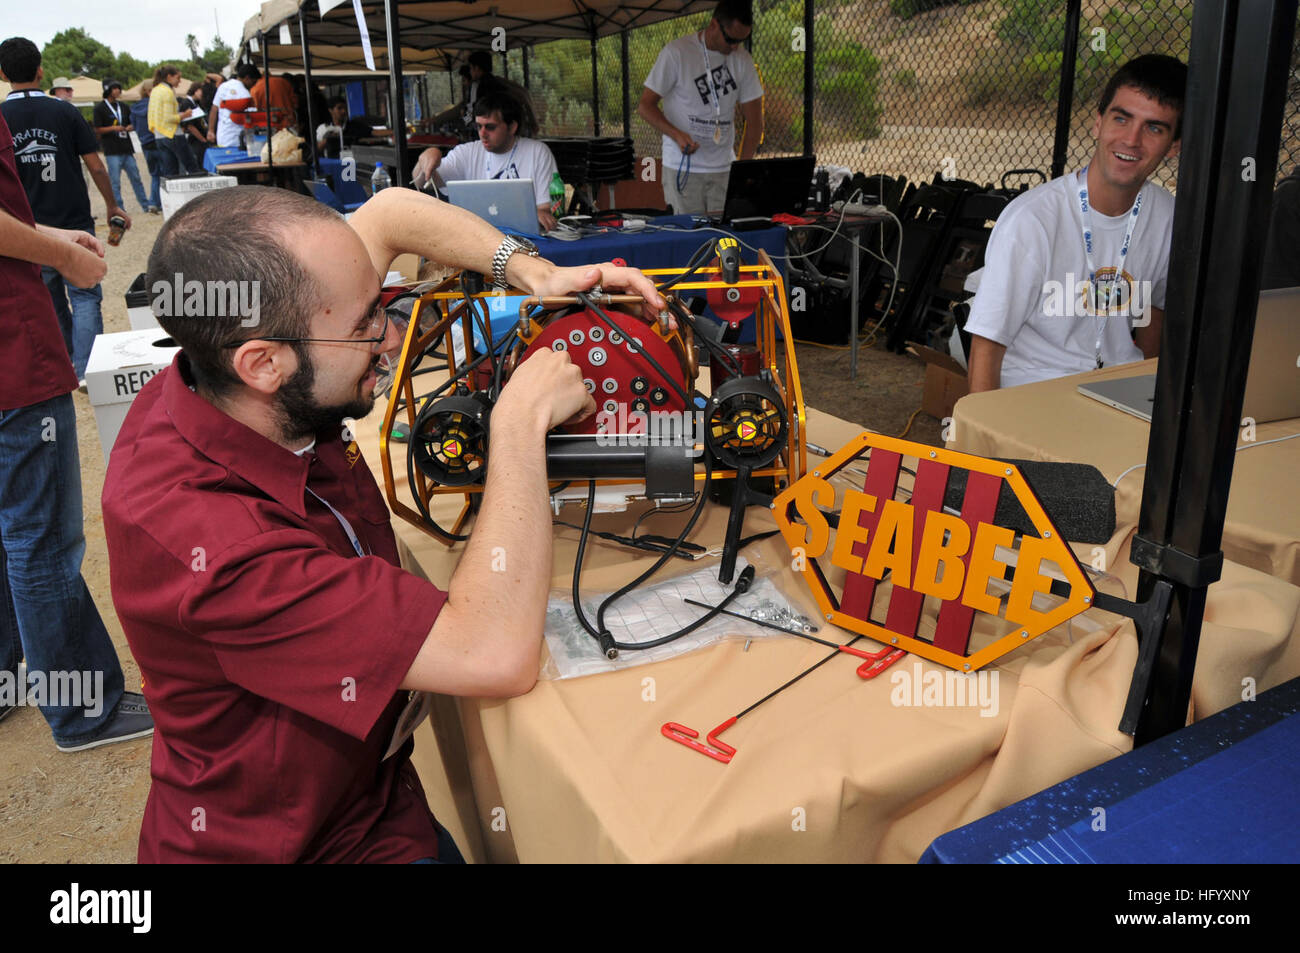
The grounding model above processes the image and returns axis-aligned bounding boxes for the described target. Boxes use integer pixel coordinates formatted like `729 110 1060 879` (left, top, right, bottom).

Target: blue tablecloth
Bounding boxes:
921 677 1300 863
531 215 787 344
203 148 252 173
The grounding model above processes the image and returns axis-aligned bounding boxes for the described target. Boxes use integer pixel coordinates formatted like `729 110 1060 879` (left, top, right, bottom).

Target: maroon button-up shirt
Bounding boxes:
0 110 77 411
103 355 449 863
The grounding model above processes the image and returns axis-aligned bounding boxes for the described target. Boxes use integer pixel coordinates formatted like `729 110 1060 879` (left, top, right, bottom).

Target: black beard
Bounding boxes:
275 344 376 444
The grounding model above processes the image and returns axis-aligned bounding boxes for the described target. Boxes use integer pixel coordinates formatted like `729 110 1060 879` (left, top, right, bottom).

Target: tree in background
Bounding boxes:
39 27 161 89
193 36 235 76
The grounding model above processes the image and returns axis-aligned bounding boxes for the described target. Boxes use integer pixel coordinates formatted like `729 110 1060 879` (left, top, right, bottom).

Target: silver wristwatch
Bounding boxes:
491 235 540 289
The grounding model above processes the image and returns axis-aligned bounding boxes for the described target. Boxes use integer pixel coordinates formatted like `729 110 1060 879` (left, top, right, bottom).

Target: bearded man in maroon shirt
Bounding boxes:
101 184 666 863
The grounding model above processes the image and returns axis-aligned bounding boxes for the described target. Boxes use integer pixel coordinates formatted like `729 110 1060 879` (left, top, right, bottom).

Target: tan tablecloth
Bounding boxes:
949 358 1300 586
358 398 1300 863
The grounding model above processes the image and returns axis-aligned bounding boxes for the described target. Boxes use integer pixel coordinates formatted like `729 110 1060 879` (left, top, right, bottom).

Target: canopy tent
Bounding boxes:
232 0 741 186
0 75 111 106
235 0 717 65
117 75 207 102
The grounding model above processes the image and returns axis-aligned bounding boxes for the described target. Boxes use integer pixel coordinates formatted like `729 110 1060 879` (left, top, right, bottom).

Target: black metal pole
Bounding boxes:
591 33 600 136
260 31 273 174
803 0 814 157
501 50 509 81
383 0 408 187
1049 0 1082 179
1124 0 1296 744
621 29 630 139
299 9 319 177
523 44 530 90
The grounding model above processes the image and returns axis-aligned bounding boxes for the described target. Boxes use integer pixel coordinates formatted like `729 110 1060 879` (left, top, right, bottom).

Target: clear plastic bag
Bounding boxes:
540 555 820 680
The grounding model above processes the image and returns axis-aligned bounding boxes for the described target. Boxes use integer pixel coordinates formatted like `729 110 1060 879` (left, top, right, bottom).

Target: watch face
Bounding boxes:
514 237 539 255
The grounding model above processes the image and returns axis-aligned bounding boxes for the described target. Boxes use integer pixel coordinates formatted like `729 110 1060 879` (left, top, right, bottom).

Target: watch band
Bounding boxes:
491 235 540 289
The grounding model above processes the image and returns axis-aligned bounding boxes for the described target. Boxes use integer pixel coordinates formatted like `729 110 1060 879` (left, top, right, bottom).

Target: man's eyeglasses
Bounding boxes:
717 20 747 46
222 308 391 351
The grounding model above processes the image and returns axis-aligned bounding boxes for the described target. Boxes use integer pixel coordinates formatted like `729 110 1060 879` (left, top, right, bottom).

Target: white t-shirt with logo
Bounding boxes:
964 171 1174 389
212 79 251 148
436 137 558 207
644 32 764 175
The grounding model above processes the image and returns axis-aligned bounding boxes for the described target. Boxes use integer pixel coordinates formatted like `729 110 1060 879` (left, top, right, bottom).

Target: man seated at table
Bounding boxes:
965 55 1186 392
413 91 560 231
315 96 373 160
101 184 665 863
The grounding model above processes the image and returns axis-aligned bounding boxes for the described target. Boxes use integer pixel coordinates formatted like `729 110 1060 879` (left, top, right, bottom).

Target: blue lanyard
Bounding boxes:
1076 167 1143 366
306 486 368 558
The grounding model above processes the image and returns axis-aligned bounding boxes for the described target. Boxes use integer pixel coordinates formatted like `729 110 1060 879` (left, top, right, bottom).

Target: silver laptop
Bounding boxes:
1078 286 1300 424
444 179 539 235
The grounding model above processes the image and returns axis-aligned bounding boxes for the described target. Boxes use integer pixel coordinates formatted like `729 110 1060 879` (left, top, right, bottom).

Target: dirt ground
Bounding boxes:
0 156 941 864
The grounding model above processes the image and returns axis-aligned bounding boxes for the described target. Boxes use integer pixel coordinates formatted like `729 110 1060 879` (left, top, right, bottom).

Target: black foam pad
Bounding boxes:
942 459 1116 544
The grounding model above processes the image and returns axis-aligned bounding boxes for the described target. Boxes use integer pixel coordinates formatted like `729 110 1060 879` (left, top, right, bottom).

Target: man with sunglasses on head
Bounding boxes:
101 184 667 863
637 0 764 215
413 90 560 231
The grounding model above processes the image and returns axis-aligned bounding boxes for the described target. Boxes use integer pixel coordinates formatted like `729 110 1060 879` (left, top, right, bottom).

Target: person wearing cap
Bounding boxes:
48 77 73 101
93 79 150 214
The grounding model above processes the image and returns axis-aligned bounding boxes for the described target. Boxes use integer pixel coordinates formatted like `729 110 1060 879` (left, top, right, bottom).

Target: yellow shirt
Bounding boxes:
148 83 179 139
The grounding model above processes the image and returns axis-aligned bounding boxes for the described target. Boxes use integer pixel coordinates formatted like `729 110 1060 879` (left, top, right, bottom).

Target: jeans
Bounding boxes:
105 152 150 212
0 393 125 743
157 135 198 175
41 231 103 379
141 144 163 209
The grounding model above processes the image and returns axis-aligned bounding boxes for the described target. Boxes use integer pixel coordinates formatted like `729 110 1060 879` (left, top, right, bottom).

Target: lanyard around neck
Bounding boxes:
1076 167 1143 367
305 486 368 558
698 32 725 123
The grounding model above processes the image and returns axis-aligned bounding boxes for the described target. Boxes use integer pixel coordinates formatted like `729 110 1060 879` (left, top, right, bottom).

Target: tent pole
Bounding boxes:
384 0 408 187
590 33 600 136
260 30 273 175
1050 0 1082 179
523 45 530 90
299 9 319 177
1123 0 1297 743
621 29 630 139
803 0 814 157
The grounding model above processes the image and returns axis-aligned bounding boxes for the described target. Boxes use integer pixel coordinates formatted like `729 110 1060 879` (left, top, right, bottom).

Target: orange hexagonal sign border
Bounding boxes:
772 432 1095 671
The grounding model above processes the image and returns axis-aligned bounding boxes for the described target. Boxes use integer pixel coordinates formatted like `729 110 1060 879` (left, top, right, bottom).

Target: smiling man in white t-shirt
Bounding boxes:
637 0 764 215
965 55 1186 392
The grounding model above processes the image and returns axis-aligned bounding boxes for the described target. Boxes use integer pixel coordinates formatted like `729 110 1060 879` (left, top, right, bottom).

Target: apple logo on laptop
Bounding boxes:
488 204 499 216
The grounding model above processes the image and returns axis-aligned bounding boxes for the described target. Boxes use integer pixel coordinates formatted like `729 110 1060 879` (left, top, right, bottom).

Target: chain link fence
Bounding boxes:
419 0 1297 191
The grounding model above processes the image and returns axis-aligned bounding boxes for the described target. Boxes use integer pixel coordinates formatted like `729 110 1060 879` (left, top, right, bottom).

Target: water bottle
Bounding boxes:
549 172 565 218
370 161 392 195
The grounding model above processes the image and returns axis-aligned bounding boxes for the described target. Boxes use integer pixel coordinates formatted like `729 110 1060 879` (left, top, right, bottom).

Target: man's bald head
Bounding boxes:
147 186 344 397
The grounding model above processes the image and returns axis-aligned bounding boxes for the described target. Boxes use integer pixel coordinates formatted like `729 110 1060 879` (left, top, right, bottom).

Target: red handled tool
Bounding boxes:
662 634 906 764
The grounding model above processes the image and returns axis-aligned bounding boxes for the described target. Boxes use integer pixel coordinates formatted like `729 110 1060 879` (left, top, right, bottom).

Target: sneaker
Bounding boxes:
55 691 154 753
147 207 161 215
78 378 87 393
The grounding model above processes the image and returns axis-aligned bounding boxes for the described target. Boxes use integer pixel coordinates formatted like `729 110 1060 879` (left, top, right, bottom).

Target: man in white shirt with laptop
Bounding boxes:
414 90 560 232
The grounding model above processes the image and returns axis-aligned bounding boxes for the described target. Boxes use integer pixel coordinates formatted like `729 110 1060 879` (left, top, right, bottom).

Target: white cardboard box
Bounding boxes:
85 329 180 463
124 273 159 331
160 173 237 220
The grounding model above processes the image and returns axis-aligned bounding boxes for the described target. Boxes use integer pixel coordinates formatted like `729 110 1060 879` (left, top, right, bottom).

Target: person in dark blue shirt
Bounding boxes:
129 87 163 214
